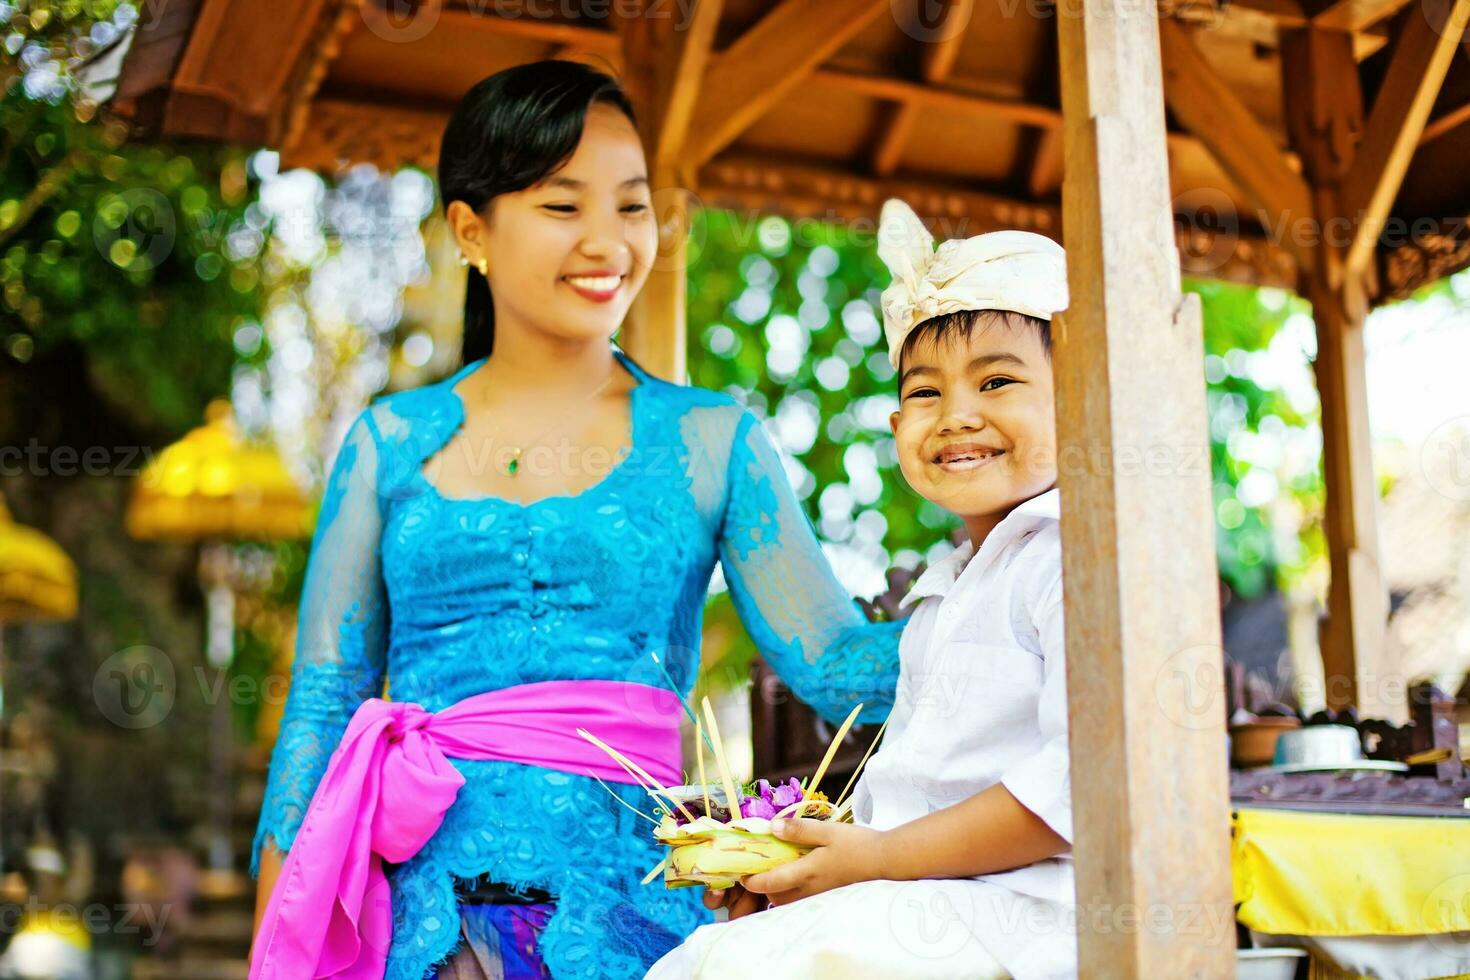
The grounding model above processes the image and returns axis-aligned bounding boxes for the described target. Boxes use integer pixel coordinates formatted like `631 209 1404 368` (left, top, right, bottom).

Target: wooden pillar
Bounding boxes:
1281 29 1393 718
1054 1 1234 976
625 179 690 384
617 0 717 384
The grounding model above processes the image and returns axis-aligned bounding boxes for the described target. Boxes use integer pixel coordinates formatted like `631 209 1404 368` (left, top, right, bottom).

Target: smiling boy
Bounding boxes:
647 201 1079 980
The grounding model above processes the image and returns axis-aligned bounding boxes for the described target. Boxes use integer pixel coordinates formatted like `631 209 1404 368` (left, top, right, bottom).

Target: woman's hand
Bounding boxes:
740 818 888 907
702 882 766 919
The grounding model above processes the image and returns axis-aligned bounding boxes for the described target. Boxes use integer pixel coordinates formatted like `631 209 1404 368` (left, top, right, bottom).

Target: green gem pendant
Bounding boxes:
505 448 522 476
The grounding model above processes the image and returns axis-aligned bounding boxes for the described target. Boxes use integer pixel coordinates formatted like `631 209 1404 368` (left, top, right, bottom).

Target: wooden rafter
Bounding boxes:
1420 100 1470 146
870 0 975 176
1160 17 1317 270
1170 0 1390 58
1027 127 1064 199
1338 0 1470 282
682 0 892 165
363 11 1262 173
116 0 344 146
653 0 724 168
1310 0 1415 32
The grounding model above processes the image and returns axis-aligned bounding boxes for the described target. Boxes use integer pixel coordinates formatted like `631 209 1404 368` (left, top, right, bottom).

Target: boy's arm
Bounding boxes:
871 780 1068 881
745 570 1072 902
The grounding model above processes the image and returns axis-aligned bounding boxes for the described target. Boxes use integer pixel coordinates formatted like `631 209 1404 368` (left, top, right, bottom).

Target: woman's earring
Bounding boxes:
458 254 469 267
476 257 489 277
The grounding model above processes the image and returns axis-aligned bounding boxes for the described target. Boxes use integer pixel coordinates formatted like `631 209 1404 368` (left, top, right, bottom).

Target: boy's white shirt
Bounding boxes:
850 486 1076 974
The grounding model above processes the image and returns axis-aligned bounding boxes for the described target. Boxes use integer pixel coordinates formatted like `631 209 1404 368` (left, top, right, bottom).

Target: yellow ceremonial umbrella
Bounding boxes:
0 495 78 875
126 400 313 543
0 497 77 624
126 400 312 872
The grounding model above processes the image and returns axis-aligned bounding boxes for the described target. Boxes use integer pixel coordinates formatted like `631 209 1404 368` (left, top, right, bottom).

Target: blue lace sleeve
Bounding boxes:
251 409 390 875
717 410 902 726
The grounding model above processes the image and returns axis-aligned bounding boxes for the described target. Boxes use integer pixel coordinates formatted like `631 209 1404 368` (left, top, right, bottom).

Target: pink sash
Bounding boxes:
249 679 682 979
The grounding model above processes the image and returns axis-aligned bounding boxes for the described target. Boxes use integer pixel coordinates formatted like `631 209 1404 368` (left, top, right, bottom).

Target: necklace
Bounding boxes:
483 368 620 478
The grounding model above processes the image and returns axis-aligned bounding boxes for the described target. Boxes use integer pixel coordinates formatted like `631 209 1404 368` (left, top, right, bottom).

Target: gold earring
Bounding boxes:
476 257 489 276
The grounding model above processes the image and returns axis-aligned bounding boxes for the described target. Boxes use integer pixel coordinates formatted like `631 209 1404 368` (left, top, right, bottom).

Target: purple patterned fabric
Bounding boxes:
434 904 555 980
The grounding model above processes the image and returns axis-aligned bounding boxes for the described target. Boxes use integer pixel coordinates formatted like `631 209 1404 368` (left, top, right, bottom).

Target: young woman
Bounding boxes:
249 61 903 980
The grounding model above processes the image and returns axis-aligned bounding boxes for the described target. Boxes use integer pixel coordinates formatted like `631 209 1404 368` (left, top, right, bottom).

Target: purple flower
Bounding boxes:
754 779 774 803
771 778 803 810
740 795 777 820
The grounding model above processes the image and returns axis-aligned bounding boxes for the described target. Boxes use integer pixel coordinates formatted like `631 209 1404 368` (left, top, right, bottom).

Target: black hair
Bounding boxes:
438 61 638 365
897 308 1052 376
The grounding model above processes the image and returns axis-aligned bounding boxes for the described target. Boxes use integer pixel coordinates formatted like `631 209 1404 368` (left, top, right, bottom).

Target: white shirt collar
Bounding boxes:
898 488 1060 609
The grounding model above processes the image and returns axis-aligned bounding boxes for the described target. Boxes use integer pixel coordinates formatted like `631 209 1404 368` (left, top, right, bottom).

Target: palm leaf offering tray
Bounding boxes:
578 694 886 889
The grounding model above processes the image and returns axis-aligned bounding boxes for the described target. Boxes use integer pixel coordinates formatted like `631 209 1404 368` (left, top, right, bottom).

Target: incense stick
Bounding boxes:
577 728 698 823
695 717 711 817
700 696 743 821
834 714 890 809
805 703 863 801
650 652 717 756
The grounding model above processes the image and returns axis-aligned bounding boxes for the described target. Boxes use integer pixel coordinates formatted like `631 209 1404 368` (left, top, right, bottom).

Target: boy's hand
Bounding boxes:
702 883 765 919
741 818 887 906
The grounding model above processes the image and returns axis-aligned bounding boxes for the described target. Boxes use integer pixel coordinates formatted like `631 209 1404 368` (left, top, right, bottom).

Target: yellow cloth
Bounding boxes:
1233 807 1470 938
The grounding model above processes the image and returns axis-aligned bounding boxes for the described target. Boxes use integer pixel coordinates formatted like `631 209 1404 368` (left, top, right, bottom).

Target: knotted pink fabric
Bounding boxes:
249 679 682 980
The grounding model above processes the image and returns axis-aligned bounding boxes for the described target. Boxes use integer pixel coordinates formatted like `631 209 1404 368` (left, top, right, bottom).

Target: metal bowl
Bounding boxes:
1237 948 1308 980
1271 724 1363 767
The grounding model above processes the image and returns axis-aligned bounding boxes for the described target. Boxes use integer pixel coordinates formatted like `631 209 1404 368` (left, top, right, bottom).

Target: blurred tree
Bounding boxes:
1 0 262 438
686 210 1326 688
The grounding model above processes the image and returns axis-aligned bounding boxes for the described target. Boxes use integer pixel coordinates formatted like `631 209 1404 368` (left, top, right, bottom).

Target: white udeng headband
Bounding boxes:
877 198 1069 368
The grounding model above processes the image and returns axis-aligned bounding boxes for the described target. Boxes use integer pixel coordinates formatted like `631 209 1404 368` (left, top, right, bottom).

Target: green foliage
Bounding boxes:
687 214 1326 687
1 0 261 435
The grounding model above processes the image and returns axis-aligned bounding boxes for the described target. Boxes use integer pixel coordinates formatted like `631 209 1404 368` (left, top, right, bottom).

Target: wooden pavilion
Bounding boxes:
110 0 1470 974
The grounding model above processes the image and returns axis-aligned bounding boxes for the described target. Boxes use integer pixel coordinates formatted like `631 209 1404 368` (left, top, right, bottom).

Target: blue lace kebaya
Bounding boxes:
252 348 903 979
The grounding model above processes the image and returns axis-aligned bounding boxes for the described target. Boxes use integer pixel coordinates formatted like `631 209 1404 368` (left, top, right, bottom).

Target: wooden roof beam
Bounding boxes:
1339 0 1470 282
1160 18 1317 271
1420 100 1470 147
615 0 724 172
683 0 892 165
870 0 976 176
1027 126 1064 199
1309 0 1415 32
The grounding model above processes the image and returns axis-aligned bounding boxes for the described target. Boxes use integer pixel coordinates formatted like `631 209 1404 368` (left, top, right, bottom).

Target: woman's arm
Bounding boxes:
716 409 903 726
250 409 391 953
252 843 282 942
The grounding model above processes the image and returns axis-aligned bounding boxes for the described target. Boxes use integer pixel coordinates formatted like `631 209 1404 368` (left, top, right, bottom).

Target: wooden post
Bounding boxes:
625 178 691 384
1280 29 1394 718
616 0 717 383
1054 1 1235 976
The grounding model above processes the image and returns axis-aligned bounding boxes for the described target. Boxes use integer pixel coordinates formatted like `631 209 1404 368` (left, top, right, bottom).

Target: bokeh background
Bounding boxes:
1 2 1468 977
